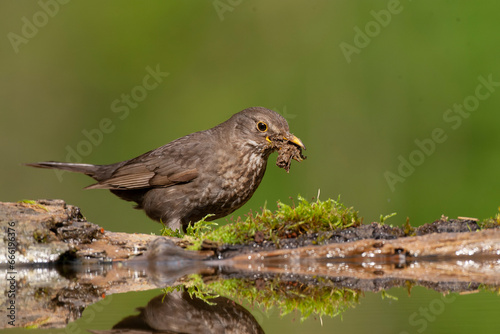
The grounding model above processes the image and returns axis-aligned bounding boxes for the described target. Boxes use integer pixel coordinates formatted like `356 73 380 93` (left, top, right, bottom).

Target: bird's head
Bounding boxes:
227 107 305 157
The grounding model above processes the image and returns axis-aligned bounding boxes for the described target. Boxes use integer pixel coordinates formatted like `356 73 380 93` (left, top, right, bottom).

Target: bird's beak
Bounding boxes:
284 133 306 150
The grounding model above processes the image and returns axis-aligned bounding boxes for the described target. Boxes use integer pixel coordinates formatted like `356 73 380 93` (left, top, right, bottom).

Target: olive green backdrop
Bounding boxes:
1 1 500 333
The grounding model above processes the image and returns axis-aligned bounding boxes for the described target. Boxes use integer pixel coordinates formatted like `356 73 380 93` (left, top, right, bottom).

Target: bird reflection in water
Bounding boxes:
90 289 265 334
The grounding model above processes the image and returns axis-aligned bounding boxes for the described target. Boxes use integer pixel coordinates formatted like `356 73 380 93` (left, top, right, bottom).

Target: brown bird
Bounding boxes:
27 107 305 231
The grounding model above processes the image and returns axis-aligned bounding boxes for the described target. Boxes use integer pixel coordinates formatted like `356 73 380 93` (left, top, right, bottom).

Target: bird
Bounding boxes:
26 107 305 231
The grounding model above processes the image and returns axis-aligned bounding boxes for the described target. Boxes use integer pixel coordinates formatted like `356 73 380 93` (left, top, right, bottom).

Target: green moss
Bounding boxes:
211 278 359 320
478 284 500 294
161 195 500 250
160 220 184 238
167 274 360 321
479 207 500 229
380 290 398 301
403 217 415 236
18 199 49 212
162 279 220 306
379 212 397 224
34 287 51 300
33 230 50 243
23 316 50 329
170 196 362 249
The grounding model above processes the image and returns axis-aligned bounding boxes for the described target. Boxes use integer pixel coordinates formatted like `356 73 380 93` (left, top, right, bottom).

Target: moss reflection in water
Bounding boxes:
164 275 361 322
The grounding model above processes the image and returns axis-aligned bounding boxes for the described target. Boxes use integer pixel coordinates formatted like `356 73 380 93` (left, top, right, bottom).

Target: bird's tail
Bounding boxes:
25 161 100 177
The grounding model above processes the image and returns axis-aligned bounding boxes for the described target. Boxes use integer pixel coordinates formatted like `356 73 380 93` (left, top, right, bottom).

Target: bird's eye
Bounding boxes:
257 121 268 132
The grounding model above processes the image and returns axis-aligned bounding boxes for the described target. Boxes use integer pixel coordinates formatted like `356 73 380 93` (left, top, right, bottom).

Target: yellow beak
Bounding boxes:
285 134 306 150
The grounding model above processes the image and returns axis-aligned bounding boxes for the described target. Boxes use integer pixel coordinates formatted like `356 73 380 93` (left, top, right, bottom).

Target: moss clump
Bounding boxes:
402 217 416 236
175 196 362 249
161 195 500 250
167 274 360 321
207 277 359 321
479 207 500 229
162 277 219 306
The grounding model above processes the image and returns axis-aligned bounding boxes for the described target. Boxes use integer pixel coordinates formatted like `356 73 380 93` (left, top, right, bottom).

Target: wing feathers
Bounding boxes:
85 168 198 190
150 168 198 186
85 133 206 190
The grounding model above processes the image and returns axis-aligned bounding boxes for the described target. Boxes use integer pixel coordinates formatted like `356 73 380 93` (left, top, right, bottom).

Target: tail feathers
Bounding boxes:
25 161 100 177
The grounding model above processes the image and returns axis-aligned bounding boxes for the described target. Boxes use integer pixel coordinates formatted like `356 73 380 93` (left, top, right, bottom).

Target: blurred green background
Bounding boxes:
1 0 500 333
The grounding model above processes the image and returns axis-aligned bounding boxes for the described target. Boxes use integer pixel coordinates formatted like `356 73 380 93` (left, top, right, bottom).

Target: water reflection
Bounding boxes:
2 255 498 331
90 290 264 334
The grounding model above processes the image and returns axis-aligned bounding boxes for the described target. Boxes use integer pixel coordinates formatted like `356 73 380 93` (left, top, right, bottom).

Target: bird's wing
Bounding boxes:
85 135 204 190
